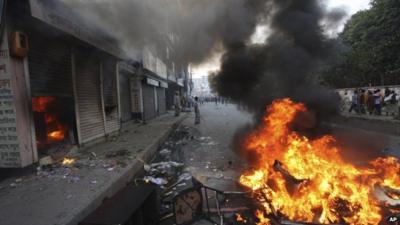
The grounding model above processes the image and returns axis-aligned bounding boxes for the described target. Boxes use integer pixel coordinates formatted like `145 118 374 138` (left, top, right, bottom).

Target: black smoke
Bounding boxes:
210 0 345 120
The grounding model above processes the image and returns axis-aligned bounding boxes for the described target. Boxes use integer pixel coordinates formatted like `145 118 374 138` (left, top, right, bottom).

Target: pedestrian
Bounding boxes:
367 90 374 114
174 91 181 117
373 89 382 115
359 89 366 114
194 96 200 124
349 90 359 114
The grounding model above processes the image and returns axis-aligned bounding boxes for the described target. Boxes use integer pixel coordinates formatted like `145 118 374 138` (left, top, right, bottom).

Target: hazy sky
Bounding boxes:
192 0 371 78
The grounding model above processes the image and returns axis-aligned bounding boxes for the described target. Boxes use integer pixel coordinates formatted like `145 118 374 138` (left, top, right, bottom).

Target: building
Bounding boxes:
0 0 190 168
192 76 212 97
0 0 126 168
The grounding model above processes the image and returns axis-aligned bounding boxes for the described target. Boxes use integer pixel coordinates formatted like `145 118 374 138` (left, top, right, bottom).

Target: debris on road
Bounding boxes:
143 176 168 186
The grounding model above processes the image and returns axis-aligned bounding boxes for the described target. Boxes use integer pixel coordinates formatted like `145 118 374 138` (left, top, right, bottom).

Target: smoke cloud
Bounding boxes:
66 0 345 120
210 0 345 120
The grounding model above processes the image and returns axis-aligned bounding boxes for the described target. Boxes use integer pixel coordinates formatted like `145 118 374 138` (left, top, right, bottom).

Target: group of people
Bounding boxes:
173 91 201 124
348 87 398 116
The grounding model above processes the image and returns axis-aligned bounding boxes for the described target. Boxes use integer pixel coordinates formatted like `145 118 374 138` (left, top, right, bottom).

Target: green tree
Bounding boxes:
323 0 400 87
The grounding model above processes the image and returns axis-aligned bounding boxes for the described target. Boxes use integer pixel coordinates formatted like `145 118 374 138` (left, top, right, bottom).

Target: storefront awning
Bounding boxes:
146 78 159 87
29 0 124 58
159 81 168 89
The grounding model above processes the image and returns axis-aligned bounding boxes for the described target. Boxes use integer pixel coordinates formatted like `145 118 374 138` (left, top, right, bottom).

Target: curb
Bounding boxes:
66 114 188 225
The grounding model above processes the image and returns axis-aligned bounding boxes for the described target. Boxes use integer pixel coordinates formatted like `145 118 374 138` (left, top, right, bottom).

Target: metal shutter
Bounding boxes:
28 36 72 97
142 84 156 120
157 88 166 115
119 72 132 122
75 54 105 143
102 61 120 133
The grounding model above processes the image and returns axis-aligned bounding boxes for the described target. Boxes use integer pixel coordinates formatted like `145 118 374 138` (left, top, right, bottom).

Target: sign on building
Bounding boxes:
0 30 21 167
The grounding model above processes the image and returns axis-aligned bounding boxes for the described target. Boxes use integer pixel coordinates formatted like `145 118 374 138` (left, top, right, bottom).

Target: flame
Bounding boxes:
236 213 247 223
62 157 75 165
239 99 400 225
32 97 67 143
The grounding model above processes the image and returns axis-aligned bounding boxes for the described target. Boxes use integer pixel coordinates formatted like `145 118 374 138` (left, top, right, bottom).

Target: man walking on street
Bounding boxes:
194 96 200 124
349 90 359 114
174 91 181 117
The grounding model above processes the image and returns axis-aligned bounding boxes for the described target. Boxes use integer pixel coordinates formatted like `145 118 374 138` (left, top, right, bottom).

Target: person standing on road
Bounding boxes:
174 91 181 117
349 90 359 114
194 96 200 124
373 89 382 115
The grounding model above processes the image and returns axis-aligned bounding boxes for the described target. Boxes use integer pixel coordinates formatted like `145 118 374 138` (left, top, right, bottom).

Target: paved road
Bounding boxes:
180 103 253 191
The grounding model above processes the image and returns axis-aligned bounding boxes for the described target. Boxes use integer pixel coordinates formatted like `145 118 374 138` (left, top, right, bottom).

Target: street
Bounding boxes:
180 103 253 191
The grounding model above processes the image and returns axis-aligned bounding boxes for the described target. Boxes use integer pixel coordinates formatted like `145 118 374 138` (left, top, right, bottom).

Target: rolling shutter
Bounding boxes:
75 54 105 143
157 88 166 115
142 84 156 120
28 36 72 97
102 61 120 133
119 72 132 122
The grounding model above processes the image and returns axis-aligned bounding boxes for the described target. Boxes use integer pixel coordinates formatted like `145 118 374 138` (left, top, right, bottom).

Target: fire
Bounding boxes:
62 157 75 165
236 213 247 223
239 99 400 225
32 97 67 144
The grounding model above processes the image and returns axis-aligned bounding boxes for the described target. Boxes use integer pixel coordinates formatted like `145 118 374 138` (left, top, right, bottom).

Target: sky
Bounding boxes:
191 0 371 78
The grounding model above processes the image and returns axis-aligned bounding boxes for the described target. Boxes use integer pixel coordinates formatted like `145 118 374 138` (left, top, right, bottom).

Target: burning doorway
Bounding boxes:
32 96 77 152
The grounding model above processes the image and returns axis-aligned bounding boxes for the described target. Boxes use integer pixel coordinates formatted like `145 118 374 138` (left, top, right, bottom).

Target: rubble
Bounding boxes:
143 176 168 186
39 156 54 166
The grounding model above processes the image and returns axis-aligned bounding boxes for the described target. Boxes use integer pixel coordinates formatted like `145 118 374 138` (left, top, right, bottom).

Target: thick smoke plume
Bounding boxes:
64 0 267 65
210 0 346 120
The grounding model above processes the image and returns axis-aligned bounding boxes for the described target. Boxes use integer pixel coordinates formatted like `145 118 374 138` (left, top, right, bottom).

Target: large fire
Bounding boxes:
32 97 67 143
239 99 400 225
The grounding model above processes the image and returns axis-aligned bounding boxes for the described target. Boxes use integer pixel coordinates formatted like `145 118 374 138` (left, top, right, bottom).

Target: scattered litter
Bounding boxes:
90 152 97 158
177 183 187 187
15 178 23 183
143 176 168 186
39 156 53 166
90 180 98 184
163 191 174 196
190 158 194 161
177 173 192 182
70 176 80 183
198 137 211 141
215 173 224 179
144 161 184 175
159 149 171 156
105 149 130 158
10 183 17 188
107 167 115 172
204 141 218 146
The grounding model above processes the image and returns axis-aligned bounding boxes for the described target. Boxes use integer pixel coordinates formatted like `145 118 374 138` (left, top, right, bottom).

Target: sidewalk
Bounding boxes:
0 111 187 225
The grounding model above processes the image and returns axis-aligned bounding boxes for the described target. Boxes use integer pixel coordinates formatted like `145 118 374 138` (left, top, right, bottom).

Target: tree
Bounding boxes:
322 0 400 87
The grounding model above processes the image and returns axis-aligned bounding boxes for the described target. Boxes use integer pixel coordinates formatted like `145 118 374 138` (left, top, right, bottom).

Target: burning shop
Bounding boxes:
0 0 123 168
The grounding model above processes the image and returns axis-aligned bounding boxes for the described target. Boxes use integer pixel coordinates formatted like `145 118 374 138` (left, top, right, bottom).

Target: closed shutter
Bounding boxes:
75 54 105 143
28 36 72 97
157 88 166 114
119 73 132 122
142 84 156 120
102 61 120 133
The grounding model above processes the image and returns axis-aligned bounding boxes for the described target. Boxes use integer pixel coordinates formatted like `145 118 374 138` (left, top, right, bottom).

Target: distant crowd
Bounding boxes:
341 87 399 116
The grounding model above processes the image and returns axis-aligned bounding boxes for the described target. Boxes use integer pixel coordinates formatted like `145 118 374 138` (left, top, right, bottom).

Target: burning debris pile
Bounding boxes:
239 99 400 225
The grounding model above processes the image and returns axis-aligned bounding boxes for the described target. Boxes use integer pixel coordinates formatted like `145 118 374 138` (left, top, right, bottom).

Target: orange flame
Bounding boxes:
239 99 400 225
32 97 67 143
62 157 75 165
